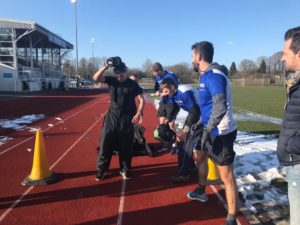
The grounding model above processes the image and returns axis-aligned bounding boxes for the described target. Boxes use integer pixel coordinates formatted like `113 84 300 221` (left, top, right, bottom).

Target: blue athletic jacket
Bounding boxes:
174 85 200 128
198 64 236 136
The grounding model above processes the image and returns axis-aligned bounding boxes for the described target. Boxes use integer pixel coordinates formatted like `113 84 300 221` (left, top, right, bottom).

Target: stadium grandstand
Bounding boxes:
0 18 73 92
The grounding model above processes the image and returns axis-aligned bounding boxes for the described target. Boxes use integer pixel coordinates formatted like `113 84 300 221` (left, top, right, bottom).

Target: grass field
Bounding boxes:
231 86 286 118
147 85 287 135
232 86 286 134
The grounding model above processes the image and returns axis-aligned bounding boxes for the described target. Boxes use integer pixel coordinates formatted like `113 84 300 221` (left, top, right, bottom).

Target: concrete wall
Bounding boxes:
0 64 22 92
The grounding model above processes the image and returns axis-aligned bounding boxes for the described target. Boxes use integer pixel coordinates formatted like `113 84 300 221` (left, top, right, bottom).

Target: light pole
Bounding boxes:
91 38 95 76
71 0 79 77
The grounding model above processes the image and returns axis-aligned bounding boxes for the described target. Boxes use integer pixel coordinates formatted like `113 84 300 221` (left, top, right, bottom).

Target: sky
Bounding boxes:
1 0 300 69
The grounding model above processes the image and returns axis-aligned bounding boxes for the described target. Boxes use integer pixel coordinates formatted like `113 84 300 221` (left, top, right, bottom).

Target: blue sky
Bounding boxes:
1 0 300 69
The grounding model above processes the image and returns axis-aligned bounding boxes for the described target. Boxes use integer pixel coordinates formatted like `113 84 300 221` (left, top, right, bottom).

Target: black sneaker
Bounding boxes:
224 219 237 225
187 187 208 202
170 146 178 155
120 170 132 179
95 171 104 181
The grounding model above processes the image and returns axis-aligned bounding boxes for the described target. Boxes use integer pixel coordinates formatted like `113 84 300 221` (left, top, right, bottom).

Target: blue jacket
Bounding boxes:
174 86 200 128
277 80 300 166
154 71 179 92
198 66 236 136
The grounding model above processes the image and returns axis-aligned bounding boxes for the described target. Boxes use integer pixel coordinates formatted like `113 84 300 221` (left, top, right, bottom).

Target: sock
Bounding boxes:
227 213 236 221
197 184 206 194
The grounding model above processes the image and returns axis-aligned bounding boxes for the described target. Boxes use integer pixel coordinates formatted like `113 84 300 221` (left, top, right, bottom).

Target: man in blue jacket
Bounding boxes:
159 78 201 182
189 41 238 225
152 62 179 153
277 26 300 225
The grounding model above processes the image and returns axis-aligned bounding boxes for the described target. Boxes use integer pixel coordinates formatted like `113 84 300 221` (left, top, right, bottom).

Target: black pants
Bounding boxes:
178 124 203 176
97 111 134 173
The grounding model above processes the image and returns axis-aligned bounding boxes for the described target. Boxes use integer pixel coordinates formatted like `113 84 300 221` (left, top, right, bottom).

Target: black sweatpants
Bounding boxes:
97 111 134 173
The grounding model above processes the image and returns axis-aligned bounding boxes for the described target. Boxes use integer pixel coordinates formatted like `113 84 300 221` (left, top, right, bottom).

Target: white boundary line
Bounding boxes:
0 98 105 156
116 179 127 225
210 185 242 225
0 114 105 223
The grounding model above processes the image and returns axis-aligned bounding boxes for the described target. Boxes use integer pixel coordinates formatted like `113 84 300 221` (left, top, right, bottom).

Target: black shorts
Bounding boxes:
157 102 180 121
195 130 237 166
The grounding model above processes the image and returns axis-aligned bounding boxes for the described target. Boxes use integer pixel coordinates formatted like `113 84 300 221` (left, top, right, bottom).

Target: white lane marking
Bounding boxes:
116 179 127 225
0 96 107 156
0 114 105 223
0 186 34 222
210 185 242 225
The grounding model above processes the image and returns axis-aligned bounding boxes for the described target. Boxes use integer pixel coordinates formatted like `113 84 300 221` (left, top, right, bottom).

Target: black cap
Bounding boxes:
113 62 128 73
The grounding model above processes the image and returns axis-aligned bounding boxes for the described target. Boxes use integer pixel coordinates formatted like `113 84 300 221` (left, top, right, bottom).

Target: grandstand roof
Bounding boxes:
0 18 73 49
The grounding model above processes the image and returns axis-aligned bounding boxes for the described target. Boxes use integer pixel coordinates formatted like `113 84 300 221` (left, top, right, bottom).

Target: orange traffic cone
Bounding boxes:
22 129 58 186
207 158 220 181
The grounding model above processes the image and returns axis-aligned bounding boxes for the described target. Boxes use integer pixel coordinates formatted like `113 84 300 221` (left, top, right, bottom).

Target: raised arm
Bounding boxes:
93 65 109 83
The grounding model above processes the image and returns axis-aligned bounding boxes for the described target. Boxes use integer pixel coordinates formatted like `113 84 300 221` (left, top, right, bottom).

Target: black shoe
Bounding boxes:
95 171 104 181
170 146 178 155
224 219 237 225
120 170 132 179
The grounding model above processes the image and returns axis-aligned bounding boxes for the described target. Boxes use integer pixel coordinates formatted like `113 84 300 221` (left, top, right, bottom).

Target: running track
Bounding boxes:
0 89 251 225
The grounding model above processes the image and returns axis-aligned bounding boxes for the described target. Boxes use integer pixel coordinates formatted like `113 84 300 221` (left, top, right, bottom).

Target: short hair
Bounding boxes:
151 62 163 72
191 41 214 63
160 77 177 90
284 26 300 54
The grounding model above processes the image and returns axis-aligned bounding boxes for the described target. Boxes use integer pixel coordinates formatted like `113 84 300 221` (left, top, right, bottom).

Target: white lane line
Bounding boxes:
210 185 242 225
0 186 34 222
116 179 127 225
0 96 107 156
0 114 105 223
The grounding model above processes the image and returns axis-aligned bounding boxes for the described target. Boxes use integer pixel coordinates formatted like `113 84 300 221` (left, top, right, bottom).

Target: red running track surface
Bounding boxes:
0 89 250 225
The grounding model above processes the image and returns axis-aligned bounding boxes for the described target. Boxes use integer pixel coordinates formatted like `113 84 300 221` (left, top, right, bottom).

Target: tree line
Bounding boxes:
62 51 283 83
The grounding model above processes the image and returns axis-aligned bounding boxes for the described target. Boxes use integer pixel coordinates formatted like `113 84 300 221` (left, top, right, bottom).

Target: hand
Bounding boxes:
132 113 142 124
201 127 209 150
176 130 188 142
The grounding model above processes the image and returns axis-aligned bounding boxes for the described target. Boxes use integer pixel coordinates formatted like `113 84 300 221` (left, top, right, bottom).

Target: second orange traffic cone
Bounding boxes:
22 129 58 186
207 158 220 181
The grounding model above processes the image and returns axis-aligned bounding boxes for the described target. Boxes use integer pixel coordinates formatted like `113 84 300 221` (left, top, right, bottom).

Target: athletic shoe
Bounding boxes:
170 146 178 155
120 170 132 179
224 219 237 225
187 187 208 202
171 174 190 183
95 171 104 181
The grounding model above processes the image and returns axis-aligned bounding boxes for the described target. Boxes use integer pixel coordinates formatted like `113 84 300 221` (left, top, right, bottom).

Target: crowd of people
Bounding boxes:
92 26 300 225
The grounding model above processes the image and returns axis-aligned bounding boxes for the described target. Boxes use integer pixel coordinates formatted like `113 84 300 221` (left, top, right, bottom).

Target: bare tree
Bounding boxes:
239 59 257 87
268 51 283 74
239 59 257 76
167 63 195 83
142 59 153 77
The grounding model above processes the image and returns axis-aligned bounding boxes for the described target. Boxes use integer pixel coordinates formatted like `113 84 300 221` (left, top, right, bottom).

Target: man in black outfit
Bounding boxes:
93 57 145 180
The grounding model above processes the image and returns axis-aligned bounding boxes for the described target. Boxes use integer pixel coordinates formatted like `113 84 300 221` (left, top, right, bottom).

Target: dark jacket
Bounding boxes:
277 80 300 166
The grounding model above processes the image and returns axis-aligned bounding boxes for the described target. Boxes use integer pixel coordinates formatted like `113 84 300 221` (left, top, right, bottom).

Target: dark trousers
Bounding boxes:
178 124 203 176
178 140 196 176
97 111 134 172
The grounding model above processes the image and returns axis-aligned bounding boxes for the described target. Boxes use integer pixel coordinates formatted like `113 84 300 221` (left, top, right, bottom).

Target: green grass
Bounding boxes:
237 121 280 135
232 86 286 118
148 85 286 135
231 86 286 135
